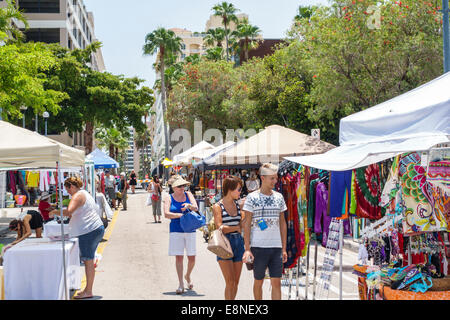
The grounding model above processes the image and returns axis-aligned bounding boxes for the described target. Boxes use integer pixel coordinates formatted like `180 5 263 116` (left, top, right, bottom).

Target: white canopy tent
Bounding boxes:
0 120 86 300
285 72 450 171
217 125 335 166
193 141 236 169
172 140 215 166
0 120 85 169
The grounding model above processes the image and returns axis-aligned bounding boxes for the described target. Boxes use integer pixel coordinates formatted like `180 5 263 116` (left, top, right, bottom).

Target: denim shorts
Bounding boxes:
217 232 245 263
78 225 105 261
251 247 283 280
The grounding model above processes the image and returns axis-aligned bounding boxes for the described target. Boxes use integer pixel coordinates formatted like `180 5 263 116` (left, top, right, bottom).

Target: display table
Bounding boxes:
43 220 70 239
3 238 81 300
381 284 450 300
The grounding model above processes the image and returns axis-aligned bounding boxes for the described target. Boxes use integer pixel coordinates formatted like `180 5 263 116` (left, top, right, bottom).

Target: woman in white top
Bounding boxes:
49 176 104 300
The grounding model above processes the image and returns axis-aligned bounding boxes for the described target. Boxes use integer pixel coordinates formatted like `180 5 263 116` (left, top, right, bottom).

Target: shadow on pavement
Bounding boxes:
163 290 205 297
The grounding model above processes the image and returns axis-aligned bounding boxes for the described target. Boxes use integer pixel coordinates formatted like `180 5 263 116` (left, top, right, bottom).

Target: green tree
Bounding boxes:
212 2 239 62
204 27 226 48
289 0 443 140
232 18 261 61
0 0 28 42
45 43 154 153
205 47 224 61
143 28 182 166
0 42 67 121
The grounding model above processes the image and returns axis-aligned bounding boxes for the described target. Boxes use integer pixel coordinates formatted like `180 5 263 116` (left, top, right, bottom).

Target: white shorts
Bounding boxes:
169 232 197 256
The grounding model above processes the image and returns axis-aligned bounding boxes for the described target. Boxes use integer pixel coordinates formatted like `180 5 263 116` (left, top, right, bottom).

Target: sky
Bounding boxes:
83 0 329 89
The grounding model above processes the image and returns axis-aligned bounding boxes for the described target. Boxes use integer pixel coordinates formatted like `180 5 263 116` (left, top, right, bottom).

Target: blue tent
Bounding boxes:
86 148 119 169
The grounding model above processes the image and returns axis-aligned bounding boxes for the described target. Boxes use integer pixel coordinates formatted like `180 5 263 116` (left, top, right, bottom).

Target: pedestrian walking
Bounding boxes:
150 176 162 223
129 170 137 194
212 176 246 300
48 176 105 299
104 170 117 209
163 175 199 295
246 171 260 194
242 163 288 300
119 172 128 211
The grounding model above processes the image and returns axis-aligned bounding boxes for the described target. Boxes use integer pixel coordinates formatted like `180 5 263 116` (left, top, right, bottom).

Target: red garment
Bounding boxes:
38 200 52 221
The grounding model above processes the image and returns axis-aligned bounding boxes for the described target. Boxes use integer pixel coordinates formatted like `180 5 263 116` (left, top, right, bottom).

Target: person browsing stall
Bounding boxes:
48 176 105 299
163 175 199 295
8 209 44 246
212 176 246 300
38 191 55 223
242 163 288 300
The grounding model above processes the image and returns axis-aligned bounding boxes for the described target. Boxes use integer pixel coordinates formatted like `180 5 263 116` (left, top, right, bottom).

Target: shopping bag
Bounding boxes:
180 209 206 232
207 227 234 259
146 193 152 206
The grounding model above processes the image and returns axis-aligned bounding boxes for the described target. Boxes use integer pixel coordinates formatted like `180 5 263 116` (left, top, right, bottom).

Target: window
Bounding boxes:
180 43 186 50
18 0 60 13
23 28 60 44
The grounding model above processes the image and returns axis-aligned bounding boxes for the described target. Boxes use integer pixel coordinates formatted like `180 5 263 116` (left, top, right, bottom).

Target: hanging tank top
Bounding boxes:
169 192 194 233
219 200 242 234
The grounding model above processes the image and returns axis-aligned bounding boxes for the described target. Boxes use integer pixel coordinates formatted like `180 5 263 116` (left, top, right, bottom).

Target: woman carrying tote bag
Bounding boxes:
211 176 246 300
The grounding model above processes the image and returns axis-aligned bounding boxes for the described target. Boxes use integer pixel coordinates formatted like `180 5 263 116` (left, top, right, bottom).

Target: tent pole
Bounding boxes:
57 162 69 300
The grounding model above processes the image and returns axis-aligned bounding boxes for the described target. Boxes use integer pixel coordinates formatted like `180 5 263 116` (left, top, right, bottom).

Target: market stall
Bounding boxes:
282 72 450 300
0 120 86 300
86 148 119 169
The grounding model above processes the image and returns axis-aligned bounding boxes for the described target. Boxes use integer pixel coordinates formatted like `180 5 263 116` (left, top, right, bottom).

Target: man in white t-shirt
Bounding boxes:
242 163 287 300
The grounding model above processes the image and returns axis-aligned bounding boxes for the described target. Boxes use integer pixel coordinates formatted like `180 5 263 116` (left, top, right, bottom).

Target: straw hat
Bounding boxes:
171 176 190 188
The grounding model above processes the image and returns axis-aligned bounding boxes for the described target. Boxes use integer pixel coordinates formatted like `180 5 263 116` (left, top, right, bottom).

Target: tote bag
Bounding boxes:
180 209 206 232
207 227 234 259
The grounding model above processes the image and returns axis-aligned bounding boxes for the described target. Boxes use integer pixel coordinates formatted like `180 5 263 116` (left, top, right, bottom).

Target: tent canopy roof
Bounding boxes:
173 141 215 166
217 125 335 165
86 148 119 169
0 120 85 169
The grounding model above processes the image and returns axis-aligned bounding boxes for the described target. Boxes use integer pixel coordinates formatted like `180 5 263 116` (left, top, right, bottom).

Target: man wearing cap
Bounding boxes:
242 163 288 300
38 192 55 223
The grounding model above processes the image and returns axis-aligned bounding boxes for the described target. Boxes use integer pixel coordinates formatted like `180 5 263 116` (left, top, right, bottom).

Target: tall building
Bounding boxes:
3 0 106 151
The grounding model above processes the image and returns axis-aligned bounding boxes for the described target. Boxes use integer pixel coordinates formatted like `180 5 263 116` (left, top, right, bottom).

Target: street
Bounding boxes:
79 189 360 300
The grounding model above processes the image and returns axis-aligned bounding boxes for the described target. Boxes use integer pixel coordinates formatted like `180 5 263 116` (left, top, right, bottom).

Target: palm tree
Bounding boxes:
0 0 29 41
212 2 239 62
233 18 261 61
204 27 226 48
134 129 151 177
143 28 182 178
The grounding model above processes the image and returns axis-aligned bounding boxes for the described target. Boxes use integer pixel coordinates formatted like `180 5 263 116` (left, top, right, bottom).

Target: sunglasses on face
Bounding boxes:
175 185 187 189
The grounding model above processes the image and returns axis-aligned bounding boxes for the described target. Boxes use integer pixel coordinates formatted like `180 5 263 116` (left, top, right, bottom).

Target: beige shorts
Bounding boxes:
169 232 196 256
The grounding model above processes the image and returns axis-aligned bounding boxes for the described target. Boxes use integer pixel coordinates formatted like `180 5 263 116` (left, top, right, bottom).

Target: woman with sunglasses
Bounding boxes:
212 176 246 300
48 176 104 299
163 175 199 295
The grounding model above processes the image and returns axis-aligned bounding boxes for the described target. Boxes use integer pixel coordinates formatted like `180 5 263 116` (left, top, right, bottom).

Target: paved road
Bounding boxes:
91 189 275 300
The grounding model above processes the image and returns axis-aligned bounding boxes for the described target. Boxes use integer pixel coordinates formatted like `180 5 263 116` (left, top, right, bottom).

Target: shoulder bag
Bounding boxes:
207 226 234 259
180 208 206 232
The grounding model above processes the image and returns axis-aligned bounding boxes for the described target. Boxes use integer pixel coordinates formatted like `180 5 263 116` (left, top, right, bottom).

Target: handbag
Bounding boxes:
151 193 160 201
207 227 234 259
180 208 206 232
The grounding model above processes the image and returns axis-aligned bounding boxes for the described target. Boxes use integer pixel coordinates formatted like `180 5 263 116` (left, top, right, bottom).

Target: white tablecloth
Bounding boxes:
43 220 70 239
3 238 81 300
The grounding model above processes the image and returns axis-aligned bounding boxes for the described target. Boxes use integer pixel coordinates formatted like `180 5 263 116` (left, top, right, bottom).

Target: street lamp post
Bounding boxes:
43 111 49 136
20 106 28 128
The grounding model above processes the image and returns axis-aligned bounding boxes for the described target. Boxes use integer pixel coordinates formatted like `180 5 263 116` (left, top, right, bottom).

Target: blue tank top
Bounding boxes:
169 192 194 233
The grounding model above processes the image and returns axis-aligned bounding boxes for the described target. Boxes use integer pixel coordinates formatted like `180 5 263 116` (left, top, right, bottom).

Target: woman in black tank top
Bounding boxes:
212 176 245 300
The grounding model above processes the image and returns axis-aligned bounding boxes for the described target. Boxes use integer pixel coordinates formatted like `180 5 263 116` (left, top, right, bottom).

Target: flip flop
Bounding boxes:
73 292 93 300
185 276 193 290
176 287 184 295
